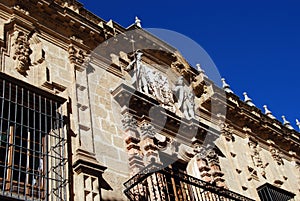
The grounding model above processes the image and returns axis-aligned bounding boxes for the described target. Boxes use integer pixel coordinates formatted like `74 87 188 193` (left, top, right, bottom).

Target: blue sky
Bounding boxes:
79 0 300 129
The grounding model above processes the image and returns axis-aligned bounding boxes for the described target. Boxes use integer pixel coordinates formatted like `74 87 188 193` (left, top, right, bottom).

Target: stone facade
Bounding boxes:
0 1 299 201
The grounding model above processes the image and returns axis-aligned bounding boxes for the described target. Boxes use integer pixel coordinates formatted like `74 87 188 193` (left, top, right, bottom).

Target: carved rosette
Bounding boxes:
12 31 31 76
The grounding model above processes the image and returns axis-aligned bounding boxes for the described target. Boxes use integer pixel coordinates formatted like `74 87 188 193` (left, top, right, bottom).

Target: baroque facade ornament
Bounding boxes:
12 31 31 76
68 44 87 67
140 122 156 138
122 113 137 130
269 147 283 165
125 51 196 120
248 141 268 177
219 123 234 141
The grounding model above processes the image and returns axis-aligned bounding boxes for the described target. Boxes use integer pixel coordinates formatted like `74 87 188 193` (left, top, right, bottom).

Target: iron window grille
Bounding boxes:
0 73 67 201
257 183 295 201
124 164 255 201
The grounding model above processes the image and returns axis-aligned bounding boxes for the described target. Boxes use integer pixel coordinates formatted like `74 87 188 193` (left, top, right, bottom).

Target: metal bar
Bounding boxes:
26 131 31 196
31 92 36 199
5 126 14 192
0 80 7 195
10 84 18 196
0 78 66 201
38 94 42 200
44 97 49 201
17 87 24 198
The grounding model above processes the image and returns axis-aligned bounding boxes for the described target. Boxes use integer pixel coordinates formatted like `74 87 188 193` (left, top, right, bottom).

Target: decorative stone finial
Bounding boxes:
263 105 276 119
282 116 294 130
243 92 255 107
221 78 233 93
296 119 300 131
135 16 141 28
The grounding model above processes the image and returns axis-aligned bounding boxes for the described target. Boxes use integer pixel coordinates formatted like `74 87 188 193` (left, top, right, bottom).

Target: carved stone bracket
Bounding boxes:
68 44 89 71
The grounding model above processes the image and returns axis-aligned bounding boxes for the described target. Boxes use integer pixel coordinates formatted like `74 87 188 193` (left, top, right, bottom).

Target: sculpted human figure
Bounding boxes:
173 76 195 119
183 89 195 119
126 50 149 94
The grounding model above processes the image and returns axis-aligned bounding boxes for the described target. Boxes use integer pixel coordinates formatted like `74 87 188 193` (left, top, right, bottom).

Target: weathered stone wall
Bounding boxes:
217 129 300 200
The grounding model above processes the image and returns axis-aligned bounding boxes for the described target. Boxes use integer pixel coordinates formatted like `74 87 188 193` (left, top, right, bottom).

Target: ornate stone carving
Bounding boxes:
68 44 88 70
206 150 225 187
172 76 195 120
54 0 82 13
12 31 31 76
139 122 160 165
140 123 156 138
125 51 195 120
122 114 143 175
270 147 283 165
206 150 219 167
171 51 190 76
125 51 175 110
219 123 234 141
248 141 268 177
122 113 137 130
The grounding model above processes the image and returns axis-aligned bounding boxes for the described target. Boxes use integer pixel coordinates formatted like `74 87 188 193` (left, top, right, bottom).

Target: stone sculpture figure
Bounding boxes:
126 50 149 94
173 76 195 120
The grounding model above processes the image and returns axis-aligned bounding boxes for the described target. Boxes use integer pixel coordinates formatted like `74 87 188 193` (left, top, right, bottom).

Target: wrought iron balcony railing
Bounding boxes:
124 164 254 201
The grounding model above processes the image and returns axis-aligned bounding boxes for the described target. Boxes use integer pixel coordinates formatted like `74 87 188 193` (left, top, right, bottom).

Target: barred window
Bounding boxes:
0 74 67 201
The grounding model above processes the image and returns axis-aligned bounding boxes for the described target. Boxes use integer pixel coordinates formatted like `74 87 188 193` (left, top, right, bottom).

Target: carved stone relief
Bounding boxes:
125 51 196 120
219 123 234 141
68 44 86 64
11 30 48 77
12 31 31 76
269 147 284 165
248 141 268 178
